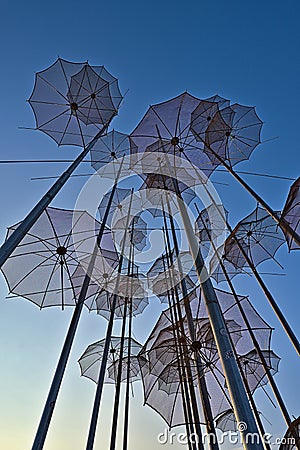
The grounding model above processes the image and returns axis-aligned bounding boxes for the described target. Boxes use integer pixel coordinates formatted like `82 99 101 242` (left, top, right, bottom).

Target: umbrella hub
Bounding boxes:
110 348 116 354
111 151 116 157
170 136 179 146
207 116 212 121
247 230 253 237
56 246 67 256
90 93 96 99
70 102 78 111
191 340 202 352
103 272 109 279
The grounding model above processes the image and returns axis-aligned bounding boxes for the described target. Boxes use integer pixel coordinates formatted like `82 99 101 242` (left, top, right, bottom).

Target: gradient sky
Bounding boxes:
0 1 299 449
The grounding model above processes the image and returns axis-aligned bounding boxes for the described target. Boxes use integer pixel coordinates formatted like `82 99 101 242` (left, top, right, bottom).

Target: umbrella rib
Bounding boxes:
40 258 61 308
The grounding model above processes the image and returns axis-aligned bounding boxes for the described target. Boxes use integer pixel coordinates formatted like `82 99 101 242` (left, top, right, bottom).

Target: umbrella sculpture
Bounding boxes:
1 62 300 450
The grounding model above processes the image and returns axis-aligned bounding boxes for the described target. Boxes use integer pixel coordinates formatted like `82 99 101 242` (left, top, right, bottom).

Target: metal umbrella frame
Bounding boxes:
1 207 99 309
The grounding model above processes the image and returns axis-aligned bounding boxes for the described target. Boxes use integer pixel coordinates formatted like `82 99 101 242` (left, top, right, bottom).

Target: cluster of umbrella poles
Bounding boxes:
0 58 299 450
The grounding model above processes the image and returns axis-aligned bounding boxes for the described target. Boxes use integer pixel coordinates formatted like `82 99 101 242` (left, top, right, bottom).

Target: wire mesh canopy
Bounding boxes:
138 285 275 428
138 300 235 427
221 205 285 271
130 92 218 177
281 177 300 251
90 130 134 171
78 336 142 384
1 207 100 308
67 64 122 126
29 58 122 147
98 187 132 228
215 409 237 432
238 349 280 393
147 250 198 303
195 205 228 244
191 101 263 167
86 277 149 319
140 173 198 206
129 215 148 251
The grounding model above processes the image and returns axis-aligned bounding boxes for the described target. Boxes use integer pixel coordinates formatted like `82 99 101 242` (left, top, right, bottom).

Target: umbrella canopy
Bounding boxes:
98 187 132 228
1 207 100 308
281 177 300 251
90 130 135 171
191 100 263 168
222 205 285 271
78 336 142 384
238 349 280 393
279 416 300 450
29 58 122 147
130 92 218 177
215 409 237 432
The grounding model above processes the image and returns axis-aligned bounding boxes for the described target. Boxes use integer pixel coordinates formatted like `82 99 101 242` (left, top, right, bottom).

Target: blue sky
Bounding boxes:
0 1 299 449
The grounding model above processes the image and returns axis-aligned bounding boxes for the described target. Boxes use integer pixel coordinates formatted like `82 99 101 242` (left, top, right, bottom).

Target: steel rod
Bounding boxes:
86 189 134 450
164 202 219 450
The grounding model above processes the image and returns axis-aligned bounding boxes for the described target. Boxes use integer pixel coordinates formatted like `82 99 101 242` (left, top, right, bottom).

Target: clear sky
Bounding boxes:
0 1 299 449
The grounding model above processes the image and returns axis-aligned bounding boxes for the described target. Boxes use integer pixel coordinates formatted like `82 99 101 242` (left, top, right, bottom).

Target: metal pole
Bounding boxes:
162 245 203 450
109 299 128 450
31 165 121 450
196 207 273 450
168 185 264 448
86 189 134 450
163 202 219 450
110 235 134 450
0 124 108 269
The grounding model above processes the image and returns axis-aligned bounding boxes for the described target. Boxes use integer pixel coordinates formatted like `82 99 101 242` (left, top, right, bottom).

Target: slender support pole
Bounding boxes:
170 188 264 449
109 298 128 450
164 202 219 450
110 236 133 450
122 237 135 450
31 164 120 450
0 125 108 269
86 190 134 450
122 297 132 450
162 248 203 450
